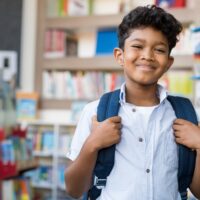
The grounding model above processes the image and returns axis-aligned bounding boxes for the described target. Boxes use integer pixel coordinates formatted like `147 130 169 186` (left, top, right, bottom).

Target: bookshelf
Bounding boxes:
0 129 39 199
35 0 200 110
0 130 39 180
23 120 76 200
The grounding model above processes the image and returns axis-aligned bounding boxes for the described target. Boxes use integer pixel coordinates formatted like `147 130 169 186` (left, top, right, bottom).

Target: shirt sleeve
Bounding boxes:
67 100 99 161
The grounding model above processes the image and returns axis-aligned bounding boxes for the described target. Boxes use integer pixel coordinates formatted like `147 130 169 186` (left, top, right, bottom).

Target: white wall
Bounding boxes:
20 0 37 92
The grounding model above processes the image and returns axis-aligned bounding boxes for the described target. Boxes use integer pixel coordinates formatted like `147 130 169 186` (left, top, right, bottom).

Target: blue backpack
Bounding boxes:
85 89 198 200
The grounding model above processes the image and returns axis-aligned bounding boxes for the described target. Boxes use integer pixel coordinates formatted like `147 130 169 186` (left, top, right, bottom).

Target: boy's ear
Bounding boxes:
114 48 124 66
165 56 174 72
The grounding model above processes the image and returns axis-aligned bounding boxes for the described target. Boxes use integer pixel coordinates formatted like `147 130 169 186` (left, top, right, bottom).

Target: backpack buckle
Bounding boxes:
94 176 107 189
180 191 188 200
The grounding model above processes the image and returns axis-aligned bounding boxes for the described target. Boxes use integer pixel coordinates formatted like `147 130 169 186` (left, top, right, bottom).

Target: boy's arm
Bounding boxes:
190 149 200 198
65 116 121 198
173 119 200 198
65 138 99 199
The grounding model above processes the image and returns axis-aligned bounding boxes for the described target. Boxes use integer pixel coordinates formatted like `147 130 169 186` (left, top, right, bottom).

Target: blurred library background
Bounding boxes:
0 0 200 199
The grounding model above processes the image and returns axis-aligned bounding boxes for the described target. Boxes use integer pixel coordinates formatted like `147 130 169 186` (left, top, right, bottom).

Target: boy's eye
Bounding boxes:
132 45 143 49
155 48 166 54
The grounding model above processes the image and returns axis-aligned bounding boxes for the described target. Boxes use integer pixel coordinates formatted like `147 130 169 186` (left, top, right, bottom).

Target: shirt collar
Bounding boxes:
119 82 168 105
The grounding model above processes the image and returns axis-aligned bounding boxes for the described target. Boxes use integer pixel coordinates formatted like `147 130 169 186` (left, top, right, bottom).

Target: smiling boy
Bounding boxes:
65 5 200 200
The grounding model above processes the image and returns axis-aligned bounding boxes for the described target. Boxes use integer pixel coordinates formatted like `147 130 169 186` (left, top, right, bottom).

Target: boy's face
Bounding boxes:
114 27 174 87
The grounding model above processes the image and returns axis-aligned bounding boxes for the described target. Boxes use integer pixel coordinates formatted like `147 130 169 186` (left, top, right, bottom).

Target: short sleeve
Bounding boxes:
67 100 99 161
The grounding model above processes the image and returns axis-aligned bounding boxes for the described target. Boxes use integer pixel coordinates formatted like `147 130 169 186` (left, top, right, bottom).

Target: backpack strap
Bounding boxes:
87 89 121 200
167 95 198 200
86 94 198 200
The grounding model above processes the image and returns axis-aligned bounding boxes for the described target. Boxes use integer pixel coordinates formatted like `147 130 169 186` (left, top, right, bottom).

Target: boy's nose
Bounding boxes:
141 49 154 61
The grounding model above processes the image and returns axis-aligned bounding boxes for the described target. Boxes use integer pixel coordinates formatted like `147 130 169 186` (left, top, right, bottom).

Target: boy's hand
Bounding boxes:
173 119 200 151
88 115 122 150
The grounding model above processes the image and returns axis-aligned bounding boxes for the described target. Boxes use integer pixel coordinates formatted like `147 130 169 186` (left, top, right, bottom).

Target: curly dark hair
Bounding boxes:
118 5 183 53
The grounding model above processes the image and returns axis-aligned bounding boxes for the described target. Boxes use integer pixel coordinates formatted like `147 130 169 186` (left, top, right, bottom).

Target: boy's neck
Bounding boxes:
125 83 160 106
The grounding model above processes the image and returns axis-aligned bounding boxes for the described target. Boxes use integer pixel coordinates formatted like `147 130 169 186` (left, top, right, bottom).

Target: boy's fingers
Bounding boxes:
175 137 183 144
173 118 190 125
173 119 185 124
173 124 182 131
174 130 181 138
109 116 121 123
115 123 122 129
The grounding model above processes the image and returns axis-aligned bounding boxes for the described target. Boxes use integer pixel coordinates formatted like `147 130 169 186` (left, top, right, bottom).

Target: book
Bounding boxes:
42 71 54 98
0 140 15 163
34 132 42 152
42 71 125 100
16 92 39 121
58 134 72 154
155 0 186 8
159 71 193 98
92 0 121 15
194 81 200 109
57 164 66 187
46 0 58 17
42 131 54 152
34 165 53 185
133 0 154 7
191 27 200 55
78 31 96 57
194 55 200 76
65 34 78 56
2 180 15 200
44 29 65 58
96 28 118 55
68 0 92 16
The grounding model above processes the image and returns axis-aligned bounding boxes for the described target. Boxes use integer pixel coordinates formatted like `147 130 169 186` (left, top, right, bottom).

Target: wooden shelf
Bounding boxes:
39 99 72 110
42 54 193 71
46 14 124 30
46 8 197 30
18 120 76 127
33 151 53 157
43 56 120 71
32 182 54 190
39 98 95 110
17 159 39 173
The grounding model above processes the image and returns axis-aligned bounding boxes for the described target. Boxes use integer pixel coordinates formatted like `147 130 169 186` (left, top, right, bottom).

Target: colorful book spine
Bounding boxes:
42 71 125 100
155 0 185 8
96 28 118 55
0 140 15 164
47 0 92 17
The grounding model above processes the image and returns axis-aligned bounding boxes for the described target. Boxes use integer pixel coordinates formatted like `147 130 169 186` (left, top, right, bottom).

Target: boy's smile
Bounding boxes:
135 62 156 72
114 27 174 88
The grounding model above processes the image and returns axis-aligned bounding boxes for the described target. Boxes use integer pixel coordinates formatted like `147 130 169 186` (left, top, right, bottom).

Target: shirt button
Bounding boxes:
146 169 150 173
138 137 143 142
132 108 136 112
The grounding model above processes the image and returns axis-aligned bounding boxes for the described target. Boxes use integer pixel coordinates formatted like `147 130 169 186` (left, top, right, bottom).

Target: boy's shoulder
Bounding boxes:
83 99 100 114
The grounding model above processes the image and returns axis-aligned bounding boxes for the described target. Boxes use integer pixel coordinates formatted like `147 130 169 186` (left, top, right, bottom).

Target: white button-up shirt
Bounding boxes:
68 83 179 200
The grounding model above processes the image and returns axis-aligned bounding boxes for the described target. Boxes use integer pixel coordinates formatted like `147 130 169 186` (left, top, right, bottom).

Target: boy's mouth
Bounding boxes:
136 64 156 72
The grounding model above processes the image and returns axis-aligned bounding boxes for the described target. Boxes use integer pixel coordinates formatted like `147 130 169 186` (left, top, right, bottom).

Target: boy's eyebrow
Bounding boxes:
129 38 168 47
